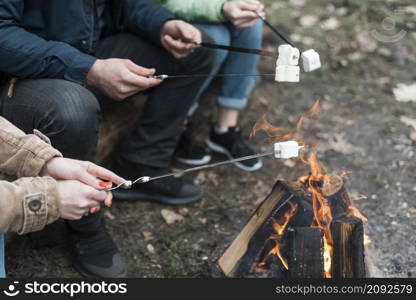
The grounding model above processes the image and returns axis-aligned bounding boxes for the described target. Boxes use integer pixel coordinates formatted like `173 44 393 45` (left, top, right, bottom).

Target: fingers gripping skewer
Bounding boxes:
100 142 304 192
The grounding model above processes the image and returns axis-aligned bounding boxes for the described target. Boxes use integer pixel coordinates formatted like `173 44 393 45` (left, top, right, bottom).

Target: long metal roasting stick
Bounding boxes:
151 73 275 80
108 151 276 191
192 41 278 57
256 13 296 48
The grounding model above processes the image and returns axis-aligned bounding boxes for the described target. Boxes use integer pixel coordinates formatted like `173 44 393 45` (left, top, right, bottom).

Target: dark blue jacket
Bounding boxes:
0 0 173 85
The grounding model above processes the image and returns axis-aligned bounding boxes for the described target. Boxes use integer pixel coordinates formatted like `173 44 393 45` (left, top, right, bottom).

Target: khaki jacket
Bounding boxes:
0 117 62 234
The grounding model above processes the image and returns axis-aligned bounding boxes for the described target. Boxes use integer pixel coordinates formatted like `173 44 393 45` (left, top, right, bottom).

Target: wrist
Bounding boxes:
86 59 102 86
40 157 59 177
221 1 230 19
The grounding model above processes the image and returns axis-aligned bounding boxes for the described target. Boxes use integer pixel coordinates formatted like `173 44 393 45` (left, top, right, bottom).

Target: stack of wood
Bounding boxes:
218 174 366 278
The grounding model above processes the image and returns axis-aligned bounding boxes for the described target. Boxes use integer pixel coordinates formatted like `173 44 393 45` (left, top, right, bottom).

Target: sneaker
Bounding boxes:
206 126 263 172
174 123 211 166
112 165 203 205
68 219 127 278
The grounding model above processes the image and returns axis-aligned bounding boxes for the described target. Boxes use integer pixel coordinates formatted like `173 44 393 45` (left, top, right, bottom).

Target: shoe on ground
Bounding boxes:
174 122 211 166
69 221 127 278
112 165 203 205
206 126 263 172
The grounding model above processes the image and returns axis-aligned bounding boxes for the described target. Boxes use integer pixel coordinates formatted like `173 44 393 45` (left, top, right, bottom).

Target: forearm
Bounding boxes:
0 1 96 84
0 117 62 178
123 0 175 46
0 177 60 234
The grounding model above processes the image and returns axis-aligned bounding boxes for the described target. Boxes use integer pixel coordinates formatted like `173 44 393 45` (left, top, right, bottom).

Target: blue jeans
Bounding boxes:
0 234 5 277
190 21 263 115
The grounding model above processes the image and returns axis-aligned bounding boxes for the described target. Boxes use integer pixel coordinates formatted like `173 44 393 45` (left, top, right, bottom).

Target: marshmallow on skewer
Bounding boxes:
275 65 300 82
301 49 321 72
274 141 303 159
276 45 300 66
275 44 301 82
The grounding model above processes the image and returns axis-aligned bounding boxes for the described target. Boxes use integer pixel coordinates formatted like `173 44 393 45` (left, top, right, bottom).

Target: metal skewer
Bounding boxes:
256 12 296 48
151 74 275 80
108 151 275 191
107 144 304 191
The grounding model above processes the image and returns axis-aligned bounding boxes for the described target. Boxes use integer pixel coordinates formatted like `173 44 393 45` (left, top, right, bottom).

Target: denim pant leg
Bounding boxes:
0 234 5 277
218 21 263 110
190 23 231 115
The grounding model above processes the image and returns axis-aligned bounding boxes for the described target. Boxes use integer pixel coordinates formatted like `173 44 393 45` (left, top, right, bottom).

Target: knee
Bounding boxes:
45 81 100 140
237 21 263 46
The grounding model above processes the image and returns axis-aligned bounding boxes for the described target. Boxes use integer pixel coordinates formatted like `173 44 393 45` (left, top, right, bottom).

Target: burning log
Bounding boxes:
218 181 304 278
331 216 366 278
288 227 324 278
218 174 367 278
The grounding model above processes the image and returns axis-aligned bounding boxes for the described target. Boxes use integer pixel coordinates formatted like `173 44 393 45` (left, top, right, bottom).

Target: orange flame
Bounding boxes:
306 153 334 278
251 100 366 278
257 201 298 271
250 100 321 142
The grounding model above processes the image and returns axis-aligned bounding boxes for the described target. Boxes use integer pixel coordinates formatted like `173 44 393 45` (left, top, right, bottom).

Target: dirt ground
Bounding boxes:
6 0 416 278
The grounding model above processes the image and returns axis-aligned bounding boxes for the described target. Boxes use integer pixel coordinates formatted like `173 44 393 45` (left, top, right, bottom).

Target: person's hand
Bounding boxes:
86 59 162 100
160 20 202 59
57 180 111 220
41 157 125 192
222 0 264 29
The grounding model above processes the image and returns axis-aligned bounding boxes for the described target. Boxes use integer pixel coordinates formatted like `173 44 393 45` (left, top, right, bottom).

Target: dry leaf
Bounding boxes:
393 83 416 102
320 18 340 31
357 32 378 53
325 133 356 154
198 218 207 224
299 15 319 27
142 231 154 242
161 209 184 225
104 211 115 220
289 0 306 7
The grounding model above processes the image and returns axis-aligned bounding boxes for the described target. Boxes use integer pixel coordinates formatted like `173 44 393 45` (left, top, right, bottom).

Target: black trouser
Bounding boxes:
0 33 214 231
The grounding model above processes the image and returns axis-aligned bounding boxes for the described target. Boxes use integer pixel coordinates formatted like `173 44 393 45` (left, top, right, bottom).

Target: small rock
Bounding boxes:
378 47 392 57
179 207 189 216
283 159 296 168
410 130 416 141
400 116 416 130
336 7 348 16
199 218 207 224
201 256 209 261
161 209 184 225
146 244 155 254
393 83 416 102
376 77 391 86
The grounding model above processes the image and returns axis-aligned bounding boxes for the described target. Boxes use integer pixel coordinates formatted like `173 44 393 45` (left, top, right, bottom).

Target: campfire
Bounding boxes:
218 101 368 278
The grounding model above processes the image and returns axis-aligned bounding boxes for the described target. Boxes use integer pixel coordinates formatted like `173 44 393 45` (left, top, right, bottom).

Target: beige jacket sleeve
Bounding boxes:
0 116 63 234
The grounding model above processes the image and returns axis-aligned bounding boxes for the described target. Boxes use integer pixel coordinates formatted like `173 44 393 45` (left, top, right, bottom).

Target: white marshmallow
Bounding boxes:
277 45 300 66
301 49 321 72
275 65 300 82
274 141 301 159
